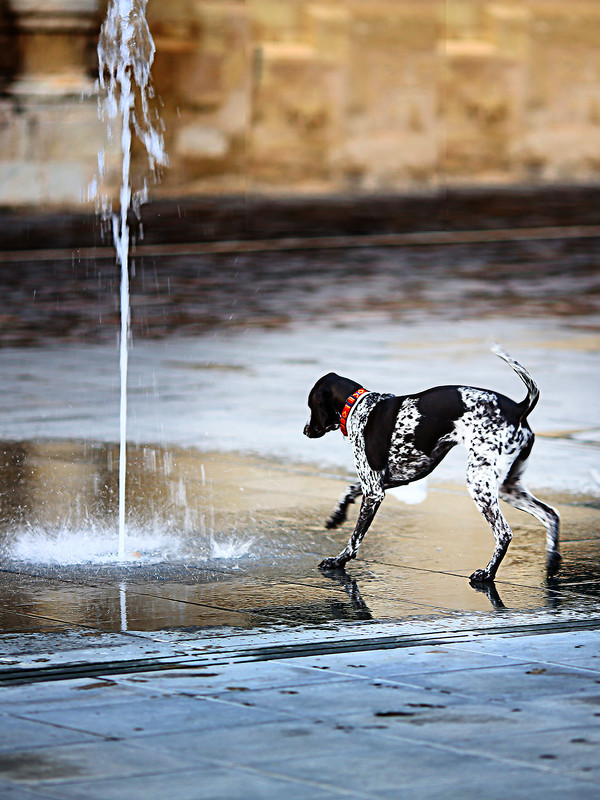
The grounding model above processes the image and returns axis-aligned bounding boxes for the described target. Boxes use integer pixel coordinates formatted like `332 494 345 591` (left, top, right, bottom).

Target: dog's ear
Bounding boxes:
305 374 341 437
314 386 339 429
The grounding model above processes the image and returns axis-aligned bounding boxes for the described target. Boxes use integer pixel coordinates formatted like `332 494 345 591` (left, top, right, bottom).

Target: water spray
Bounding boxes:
97 0 168 559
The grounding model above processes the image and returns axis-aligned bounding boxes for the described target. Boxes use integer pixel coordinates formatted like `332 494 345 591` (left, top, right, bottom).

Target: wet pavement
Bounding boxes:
1 229 599 347
0 320 598 799
0 443 599 633
1 188 600 347
0 192 599 797
1 619 600 798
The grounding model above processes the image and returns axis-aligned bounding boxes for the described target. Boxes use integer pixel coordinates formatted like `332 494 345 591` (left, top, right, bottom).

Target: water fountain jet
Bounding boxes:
96 0 168 559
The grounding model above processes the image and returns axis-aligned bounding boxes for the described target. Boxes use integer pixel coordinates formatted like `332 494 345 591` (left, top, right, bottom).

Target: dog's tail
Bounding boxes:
492 344 539 419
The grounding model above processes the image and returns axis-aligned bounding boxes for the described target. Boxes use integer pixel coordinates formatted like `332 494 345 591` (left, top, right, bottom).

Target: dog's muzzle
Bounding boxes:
304 421 339 438
304 422 324 438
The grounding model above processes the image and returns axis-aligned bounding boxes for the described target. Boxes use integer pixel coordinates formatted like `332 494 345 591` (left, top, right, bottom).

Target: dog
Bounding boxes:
303 346 561 583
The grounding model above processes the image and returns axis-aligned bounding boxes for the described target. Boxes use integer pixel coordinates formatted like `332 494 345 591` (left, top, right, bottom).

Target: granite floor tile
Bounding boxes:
280 643 527 680
452 725 600 782
392 662 600 703
0 740 187 785
371 764 600 800
31 766 345 800
18 694 287 739
0 783 65 800
0 716 98 752
180 680 467 726
108 658 352 697
129 718 372 767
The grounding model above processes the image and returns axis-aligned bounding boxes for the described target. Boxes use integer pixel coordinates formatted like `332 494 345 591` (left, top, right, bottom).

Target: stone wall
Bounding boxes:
0 0 599 207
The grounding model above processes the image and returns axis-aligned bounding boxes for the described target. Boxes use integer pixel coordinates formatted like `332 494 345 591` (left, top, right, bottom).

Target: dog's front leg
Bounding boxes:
319 489 384 570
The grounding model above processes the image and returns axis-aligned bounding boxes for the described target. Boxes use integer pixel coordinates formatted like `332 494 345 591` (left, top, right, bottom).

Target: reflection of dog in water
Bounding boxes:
322 566 505 612
304 347 560 583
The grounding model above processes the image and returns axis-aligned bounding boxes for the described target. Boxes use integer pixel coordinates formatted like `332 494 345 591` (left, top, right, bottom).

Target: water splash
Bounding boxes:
209 535 255 560
97 0 168 559
7 522 175 565
4 522 257 566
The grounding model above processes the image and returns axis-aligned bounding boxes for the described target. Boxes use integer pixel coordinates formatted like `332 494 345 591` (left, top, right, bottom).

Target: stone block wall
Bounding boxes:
0 0 599 207
442 1 600 183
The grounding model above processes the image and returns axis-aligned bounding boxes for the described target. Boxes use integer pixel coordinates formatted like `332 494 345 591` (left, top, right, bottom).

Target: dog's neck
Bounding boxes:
340 388 369 436
325 376 363 412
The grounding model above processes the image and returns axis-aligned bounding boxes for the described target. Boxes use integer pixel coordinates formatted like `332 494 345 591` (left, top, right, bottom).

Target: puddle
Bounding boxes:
0 441 599 633
0 441 294 569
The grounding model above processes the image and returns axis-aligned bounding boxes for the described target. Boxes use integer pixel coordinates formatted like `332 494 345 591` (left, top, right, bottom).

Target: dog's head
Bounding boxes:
303 373 362 438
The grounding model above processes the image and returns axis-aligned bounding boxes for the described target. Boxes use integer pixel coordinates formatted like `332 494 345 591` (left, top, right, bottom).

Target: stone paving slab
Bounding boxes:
436 628 600 669
0 784 69 800
27 766 339 800
18 693 288 740
0 717 98 753
1 622 600 798
0 739 190 787
279 643 527 680
0 678 159 715
252 741 600 800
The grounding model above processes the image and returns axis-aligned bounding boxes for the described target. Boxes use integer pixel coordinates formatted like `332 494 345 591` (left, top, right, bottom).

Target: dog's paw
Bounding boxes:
469 568 493 583
319 556 347 572
546 551 562 578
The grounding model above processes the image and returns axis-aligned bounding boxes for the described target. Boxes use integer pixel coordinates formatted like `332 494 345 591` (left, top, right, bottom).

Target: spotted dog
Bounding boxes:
303 347 561 583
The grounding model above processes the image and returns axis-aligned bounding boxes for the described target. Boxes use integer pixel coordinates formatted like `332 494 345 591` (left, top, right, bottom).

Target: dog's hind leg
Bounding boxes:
499 478 561 577
466 460 514 582
326 482 362 529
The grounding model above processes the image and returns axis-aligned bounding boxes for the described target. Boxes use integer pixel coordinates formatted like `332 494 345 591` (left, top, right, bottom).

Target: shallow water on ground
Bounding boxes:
0 230 598 635
0 442 598 633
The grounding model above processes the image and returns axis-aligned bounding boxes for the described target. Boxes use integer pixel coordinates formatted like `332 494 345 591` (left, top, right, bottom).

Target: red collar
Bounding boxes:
340 388 368 437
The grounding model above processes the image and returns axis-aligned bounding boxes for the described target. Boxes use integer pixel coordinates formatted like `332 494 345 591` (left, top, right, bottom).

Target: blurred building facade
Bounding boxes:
0 0 599 207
